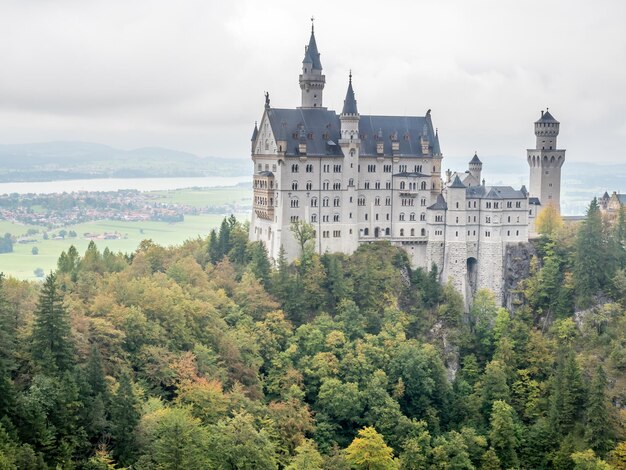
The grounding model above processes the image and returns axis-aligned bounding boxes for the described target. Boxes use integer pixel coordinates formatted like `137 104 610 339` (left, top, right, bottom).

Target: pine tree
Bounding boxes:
550 350 584 435
110 373 140 466
586 366 614 457
489 401 518 469
30 273 74 373
207 229 220 264
574 198 607 307
218 218 231 260
0 273 15 369
249 241 272 287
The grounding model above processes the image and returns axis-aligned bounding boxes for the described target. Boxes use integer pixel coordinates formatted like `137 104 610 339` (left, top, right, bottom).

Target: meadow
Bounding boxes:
0 214 249 280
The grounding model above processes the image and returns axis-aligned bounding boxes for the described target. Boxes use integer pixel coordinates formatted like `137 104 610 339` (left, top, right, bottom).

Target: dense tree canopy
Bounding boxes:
0 210 625 468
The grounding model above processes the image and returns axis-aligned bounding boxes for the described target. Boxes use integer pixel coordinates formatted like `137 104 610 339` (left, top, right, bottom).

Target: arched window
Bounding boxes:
410 213 415 221
292 181 298 190
420 228 425 236
400 181 406 190
364 228 369 236
400 228 405 236
411 228 415 236
420 213 426 221
311 197 318 207
311 214 317 222
385 228 390 236
399 213 405 221
420 181 427 190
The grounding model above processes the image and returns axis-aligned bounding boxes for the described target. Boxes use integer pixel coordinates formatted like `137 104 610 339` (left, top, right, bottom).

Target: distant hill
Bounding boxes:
0 141 249 181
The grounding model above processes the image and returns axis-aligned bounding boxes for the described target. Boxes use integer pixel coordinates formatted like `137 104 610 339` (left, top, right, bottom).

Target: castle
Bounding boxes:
249 23 565 305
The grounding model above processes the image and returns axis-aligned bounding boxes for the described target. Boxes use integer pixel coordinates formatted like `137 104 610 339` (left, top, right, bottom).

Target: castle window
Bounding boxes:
323 215 329 222
334 197 340 207
333 214 340 222
375 214 379 221
292 182 298 190
507 201 512 208
306 164 313 173
257 163 262 171
421 181 427 190
456 231 459 237
323 197 329 207
400 181 406 190
292 164 299 173
400 229 405 236
323 164 330 172
358 197 365 206
516 201 521 208
420 228 425 236
349 178 354 187
486 202 492 209
399 213 405 221
410 213 415 221
333 230 341 237
386 181 392 189
385 228 390 236
273 164 277 171
473 230 476 235
311 197 318 207
334 165 342 172
365 214 368 220
375 197 380 206
306 181 312 190
290 215 299 222
474 201 477 208
383 164 392 172
456 202 459 209
386 197 391 205
420 213 426 221
399 164 407 172
456 217 459 223
421 199 426 206
386 214 390 221
290 199 299 208
311 214 317 222
375 181 381 189
364 181 370 189
516 230 519 236
333 182 341 190
486 216 491 223
364 228 369 236
508 216 511 222
468 216 471 222
323 181 330 190
507 230 510 236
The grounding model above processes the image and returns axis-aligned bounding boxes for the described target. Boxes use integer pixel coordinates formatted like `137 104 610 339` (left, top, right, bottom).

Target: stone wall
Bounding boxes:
502 242 535 311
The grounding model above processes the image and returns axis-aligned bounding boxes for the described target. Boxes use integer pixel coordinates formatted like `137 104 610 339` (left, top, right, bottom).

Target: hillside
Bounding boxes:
0 141 249 181
1 206 626 468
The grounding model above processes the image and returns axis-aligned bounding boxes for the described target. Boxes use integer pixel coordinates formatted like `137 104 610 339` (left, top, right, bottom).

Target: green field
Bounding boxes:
0 214 248 280
150 187 251 208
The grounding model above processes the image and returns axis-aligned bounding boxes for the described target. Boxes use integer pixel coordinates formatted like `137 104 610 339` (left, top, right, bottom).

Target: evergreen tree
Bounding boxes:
0 273 15 369
488 401 518 469
550 350 584 435
207 229 220 264
218 218 232 260
249 241 272 287
30 273 74 373
480 448 501 470
110 373 140 466
574 198 607 307
586 366 613 457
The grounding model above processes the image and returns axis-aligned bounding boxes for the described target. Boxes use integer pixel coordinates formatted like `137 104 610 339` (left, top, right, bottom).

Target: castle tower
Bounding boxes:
299 21 325 109
527 109 565 213
468 152 482 185
339 72 361 252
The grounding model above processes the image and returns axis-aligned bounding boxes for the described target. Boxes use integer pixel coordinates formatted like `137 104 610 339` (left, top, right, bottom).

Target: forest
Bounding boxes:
1 198 626 469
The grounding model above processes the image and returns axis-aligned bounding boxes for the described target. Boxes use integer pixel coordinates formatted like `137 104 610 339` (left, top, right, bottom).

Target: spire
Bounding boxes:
302 45 312 65
251 121 258 141
307 20 322 70
341 71 358 115
469 152 482 165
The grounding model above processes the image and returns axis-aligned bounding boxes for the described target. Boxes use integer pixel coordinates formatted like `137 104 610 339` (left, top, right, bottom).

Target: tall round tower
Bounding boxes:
299 21 325 109
527 109 565 214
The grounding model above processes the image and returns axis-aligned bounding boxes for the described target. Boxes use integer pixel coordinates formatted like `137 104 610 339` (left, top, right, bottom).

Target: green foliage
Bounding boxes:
345 426 397 470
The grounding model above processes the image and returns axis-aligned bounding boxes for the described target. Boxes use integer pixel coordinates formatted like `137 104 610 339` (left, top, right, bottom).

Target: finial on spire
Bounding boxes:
311 16 315 32
349 69 352 83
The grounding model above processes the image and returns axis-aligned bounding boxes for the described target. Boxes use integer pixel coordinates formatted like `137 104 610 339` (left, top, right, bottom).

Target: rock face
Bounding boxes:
503 242 536 310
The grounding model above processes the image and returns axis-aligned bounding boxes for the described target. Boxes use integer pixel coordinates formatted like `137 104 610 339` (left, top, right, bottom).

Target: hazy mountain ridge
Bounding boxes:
0 141 249 181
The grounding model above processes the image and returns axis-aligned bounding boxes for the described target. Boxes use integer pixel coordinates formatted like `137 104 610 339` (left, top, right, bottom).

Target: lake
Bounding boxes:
0 176 252 195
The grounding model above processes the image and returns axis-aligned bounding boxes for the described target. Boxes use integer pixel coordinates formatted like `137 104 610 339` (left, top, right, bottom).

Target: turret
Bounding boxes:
340 72 359 139
468 152 482 185
527 109 566 214
250 121 258 153
299 20 325 109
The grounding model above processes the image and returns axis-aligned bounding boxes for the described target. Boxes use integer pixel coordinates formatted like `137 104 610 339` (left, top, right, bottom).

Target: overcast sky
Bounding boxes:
1 0 625 165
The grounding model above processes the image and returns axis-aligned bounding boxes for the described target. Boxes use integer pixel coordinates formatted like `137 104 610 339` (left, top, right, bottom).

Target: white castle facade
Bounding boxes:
249 25 565 304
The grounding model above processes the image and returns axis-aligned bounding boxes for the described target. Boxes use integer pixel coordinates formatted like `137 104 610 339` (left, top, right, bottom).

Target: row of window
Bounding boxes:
284 163 437 174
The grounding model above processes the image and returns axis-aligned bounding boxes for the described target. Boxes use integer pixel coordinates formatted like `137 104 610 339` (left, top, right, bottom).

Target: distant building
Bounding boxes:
249 23 564 305
600 191 626 216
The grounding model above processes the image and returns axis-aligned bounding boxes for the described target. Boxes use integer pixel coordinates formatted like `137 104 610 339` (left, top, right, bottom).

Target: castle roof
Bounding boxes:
536 109 558 123
602 191 610 199
251 122 258 141
466 185 527 200
528 197 541 205
342 74 358 115
302 45 313 65
469 152 482 165
258 171 274 177
428 193 448 210
450 175 466 188
265 108 438 157
307 28 322 70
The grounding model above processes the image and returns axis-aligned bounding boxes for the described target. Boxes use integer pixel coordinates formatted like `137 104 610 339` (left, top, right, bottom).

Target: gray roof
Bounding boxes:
302 45 313 65
528 197 541 205
266 108 439 158
602 191 610 199
536 109 558 123
466 185 527 200
450 175 466 188
469 152 482 165
428 194 448 210
251 122 258 141
617 194 626 204
342 75 358 115
307 29 322 70
258 171 274 177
